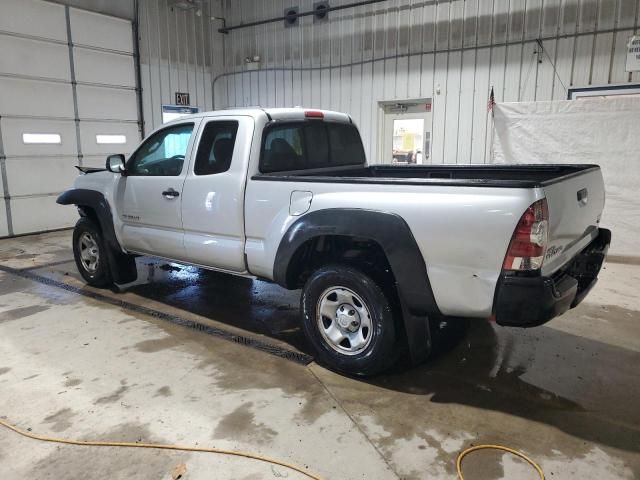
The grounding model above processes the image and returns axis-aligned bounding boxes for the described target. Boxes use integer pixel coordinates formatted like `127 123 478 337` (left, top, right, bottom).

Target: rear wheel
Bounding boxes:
72 217 112 288
301 265 397 376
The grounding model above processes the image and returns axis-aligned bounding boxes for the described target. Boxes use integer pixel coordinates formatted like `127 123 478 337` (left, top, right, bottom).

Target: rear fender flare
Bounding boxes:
274 208 440 362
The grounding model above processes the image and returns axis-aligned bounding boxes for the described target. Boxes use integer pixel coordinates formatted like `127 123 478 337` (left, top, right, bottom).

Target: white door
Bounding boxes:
115 122 197 260
0 0 139 237
70 7 139 170
181 117 253 272
379 102 432 165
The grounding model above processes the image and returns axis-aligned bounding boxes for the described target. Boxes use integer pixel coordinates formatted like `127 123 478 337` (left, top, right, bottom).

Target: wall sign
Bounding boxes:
162 105 199 124
567 84 640 99
627 36 640 72
175 92 190 106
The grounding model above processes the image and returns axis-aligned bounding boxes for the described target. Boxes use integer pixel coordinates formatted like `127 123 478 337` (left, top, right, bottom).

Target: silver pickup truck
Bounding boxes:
58 108 611 375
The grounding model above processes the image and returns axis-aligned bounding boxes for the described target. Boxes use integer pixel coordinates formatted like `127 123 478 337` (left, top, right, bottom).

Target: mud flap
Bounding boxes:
107 248 137 285
400 302 432 364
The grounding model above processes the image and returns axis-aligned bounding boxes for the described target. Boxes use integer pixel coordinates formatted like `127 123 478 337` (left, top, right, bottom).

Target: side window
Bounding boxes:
261 125 304 173
127 123 194 176
194 121 239 175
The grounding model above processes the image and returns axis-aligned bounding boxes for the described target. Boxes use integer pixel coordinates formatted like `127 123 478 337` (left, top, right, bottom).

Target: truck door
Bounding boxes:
114 121 197 260
180 116 252 272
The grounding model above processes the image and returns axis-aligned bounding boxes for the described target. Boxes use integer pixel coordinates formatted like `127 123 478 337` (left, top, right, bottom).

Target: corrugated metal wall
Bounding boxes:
138 0 225 133
215 0 640 164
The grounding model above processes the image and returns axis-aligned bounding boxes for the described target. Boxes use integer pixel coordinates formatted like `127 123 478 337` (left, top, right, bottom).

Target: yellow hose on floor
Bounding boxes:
0 417 322 480
1 416 545 480
457 444 545 480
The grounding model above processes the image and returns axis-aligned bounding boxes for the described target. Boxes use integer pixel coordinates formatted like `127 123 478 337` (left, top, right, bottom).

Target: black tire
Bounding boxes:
72 217 113 288
301 265 397 376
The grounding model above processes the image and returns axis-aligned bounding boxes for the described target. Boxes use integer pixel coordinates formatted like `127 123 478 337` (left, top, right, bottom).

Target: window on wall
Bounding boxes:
96 134 127 144
22 133 61 144
194 121 239 175
127 123 193 176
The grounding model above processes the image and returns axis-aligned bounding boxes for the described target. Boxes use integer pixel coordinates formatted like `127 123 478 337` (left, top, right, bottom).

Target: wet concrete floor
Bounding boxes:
1 230 639 479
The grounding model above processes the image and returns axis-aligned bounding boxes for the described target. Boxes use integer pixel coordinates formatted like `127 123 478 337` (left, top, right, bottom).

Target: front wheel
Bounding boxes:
301 265 397 376
72 217 112 288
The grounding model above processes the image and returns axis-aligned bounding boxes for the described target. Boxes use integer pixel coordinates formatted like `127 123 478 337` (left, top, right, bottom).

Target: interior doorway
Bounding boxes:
378 100 432 165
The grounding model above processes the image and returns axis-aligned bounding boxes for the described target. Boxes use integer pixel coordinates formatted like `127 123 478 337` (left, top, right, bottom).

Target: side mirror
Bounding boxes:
106 154 126 174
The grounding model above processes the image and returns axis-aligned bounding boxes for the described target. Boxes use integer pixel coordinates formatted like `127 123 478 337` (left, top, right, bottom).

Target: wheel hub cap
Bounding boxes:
316 287 373 356
336 304 360 332
78 232 100 274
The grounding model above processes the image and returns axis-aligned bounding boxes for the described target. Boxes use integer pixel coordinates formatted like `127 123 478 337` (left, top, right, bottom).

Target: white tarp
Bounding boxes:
492 97 640 257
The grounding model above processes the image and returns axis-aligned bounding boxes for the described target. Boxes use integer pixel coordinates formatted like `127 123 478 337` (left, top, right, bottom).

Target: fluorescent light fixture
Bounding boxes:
96 134 127 144
22 133 61 144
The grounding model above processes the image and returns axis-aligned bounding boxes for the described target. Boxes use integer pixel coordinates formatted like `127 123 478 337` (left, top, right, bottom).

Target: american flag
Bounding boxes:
488 86 496 112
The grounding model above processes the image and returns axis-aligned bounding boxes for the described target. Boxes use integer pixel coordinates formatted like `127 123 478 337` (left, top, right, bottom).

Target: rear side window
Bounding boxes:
262 126 304 171
194 121 239 175
260 122 365 173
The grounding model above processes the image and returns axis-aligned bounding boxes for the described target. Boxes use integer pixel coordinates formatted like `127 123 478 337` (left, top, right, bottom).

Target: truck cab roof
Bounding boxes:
164 108 353 125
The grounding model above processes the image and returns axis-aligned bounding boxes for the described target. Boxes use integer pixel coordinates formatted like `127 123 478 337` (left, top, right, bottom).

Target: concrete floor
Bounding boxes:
1 230 639 480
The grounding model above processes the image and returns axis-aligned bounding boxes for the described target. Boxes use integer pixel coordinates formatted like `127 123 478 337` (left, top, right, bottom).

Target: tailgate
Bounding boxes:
541 167 605 276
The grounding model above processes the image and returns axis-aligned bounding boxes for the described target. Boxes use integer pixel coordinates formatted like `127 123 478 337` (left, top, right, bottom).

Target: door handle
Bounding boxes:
162 188 180 199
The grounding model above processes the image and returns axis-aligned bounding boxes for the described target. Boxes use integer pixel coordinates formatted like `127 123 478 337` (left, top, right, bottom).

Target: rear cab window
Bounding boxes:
260 121 365 173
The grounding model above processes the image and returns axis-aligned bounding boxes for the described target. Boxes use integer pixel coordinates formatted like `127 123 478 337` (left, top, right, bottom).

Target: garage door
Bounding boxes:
0 0 140 237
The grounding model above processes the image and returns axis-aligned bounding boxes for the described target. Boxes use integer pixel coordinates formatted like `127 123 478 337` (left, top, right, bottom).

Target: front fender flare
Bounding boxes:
57 189 136 284
57 189 119 252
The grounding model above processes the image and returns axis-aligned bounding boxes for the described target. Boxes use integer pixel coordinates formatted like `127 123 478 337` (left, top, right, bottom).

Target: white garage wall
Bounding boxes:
0 0 77 237
214 0 640 164
0 0 140 237
71 8 140 169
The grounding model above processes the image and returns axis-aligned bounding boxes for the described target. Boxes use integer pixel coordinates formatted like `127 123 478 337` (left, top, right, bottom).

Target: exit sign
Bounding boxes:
175 92 190 106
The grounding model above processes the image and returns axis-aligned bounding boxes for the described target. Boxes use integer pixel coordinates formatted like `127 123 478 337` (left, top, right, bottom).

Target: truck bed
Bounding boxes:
254 164 600 188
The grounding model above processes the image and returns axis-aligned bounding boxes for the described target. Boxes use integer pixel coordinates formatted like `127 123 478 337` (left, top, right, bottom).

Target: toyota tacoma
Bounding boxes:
58 108 611 375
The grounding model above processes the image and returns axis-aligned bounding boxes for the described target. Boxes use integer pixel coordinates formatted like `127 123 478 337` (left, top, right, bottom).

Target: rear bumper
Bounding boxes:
494 228 611 327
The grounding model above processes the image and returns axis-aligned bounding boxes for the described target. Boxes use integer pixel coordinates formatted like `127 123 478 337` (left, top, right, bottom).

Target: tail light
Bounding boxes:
503 199 549 271
304 110 324 119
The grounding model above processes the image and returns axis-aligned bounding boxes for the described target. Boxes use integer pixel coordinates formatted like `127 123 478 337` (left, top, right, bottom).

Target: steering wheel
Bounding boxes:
169 155 185 161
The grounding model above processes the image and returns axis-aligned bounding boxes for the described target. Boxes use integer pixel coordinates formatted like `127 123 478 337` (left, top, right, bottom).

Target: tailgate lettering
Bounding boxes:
545 245 563 260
